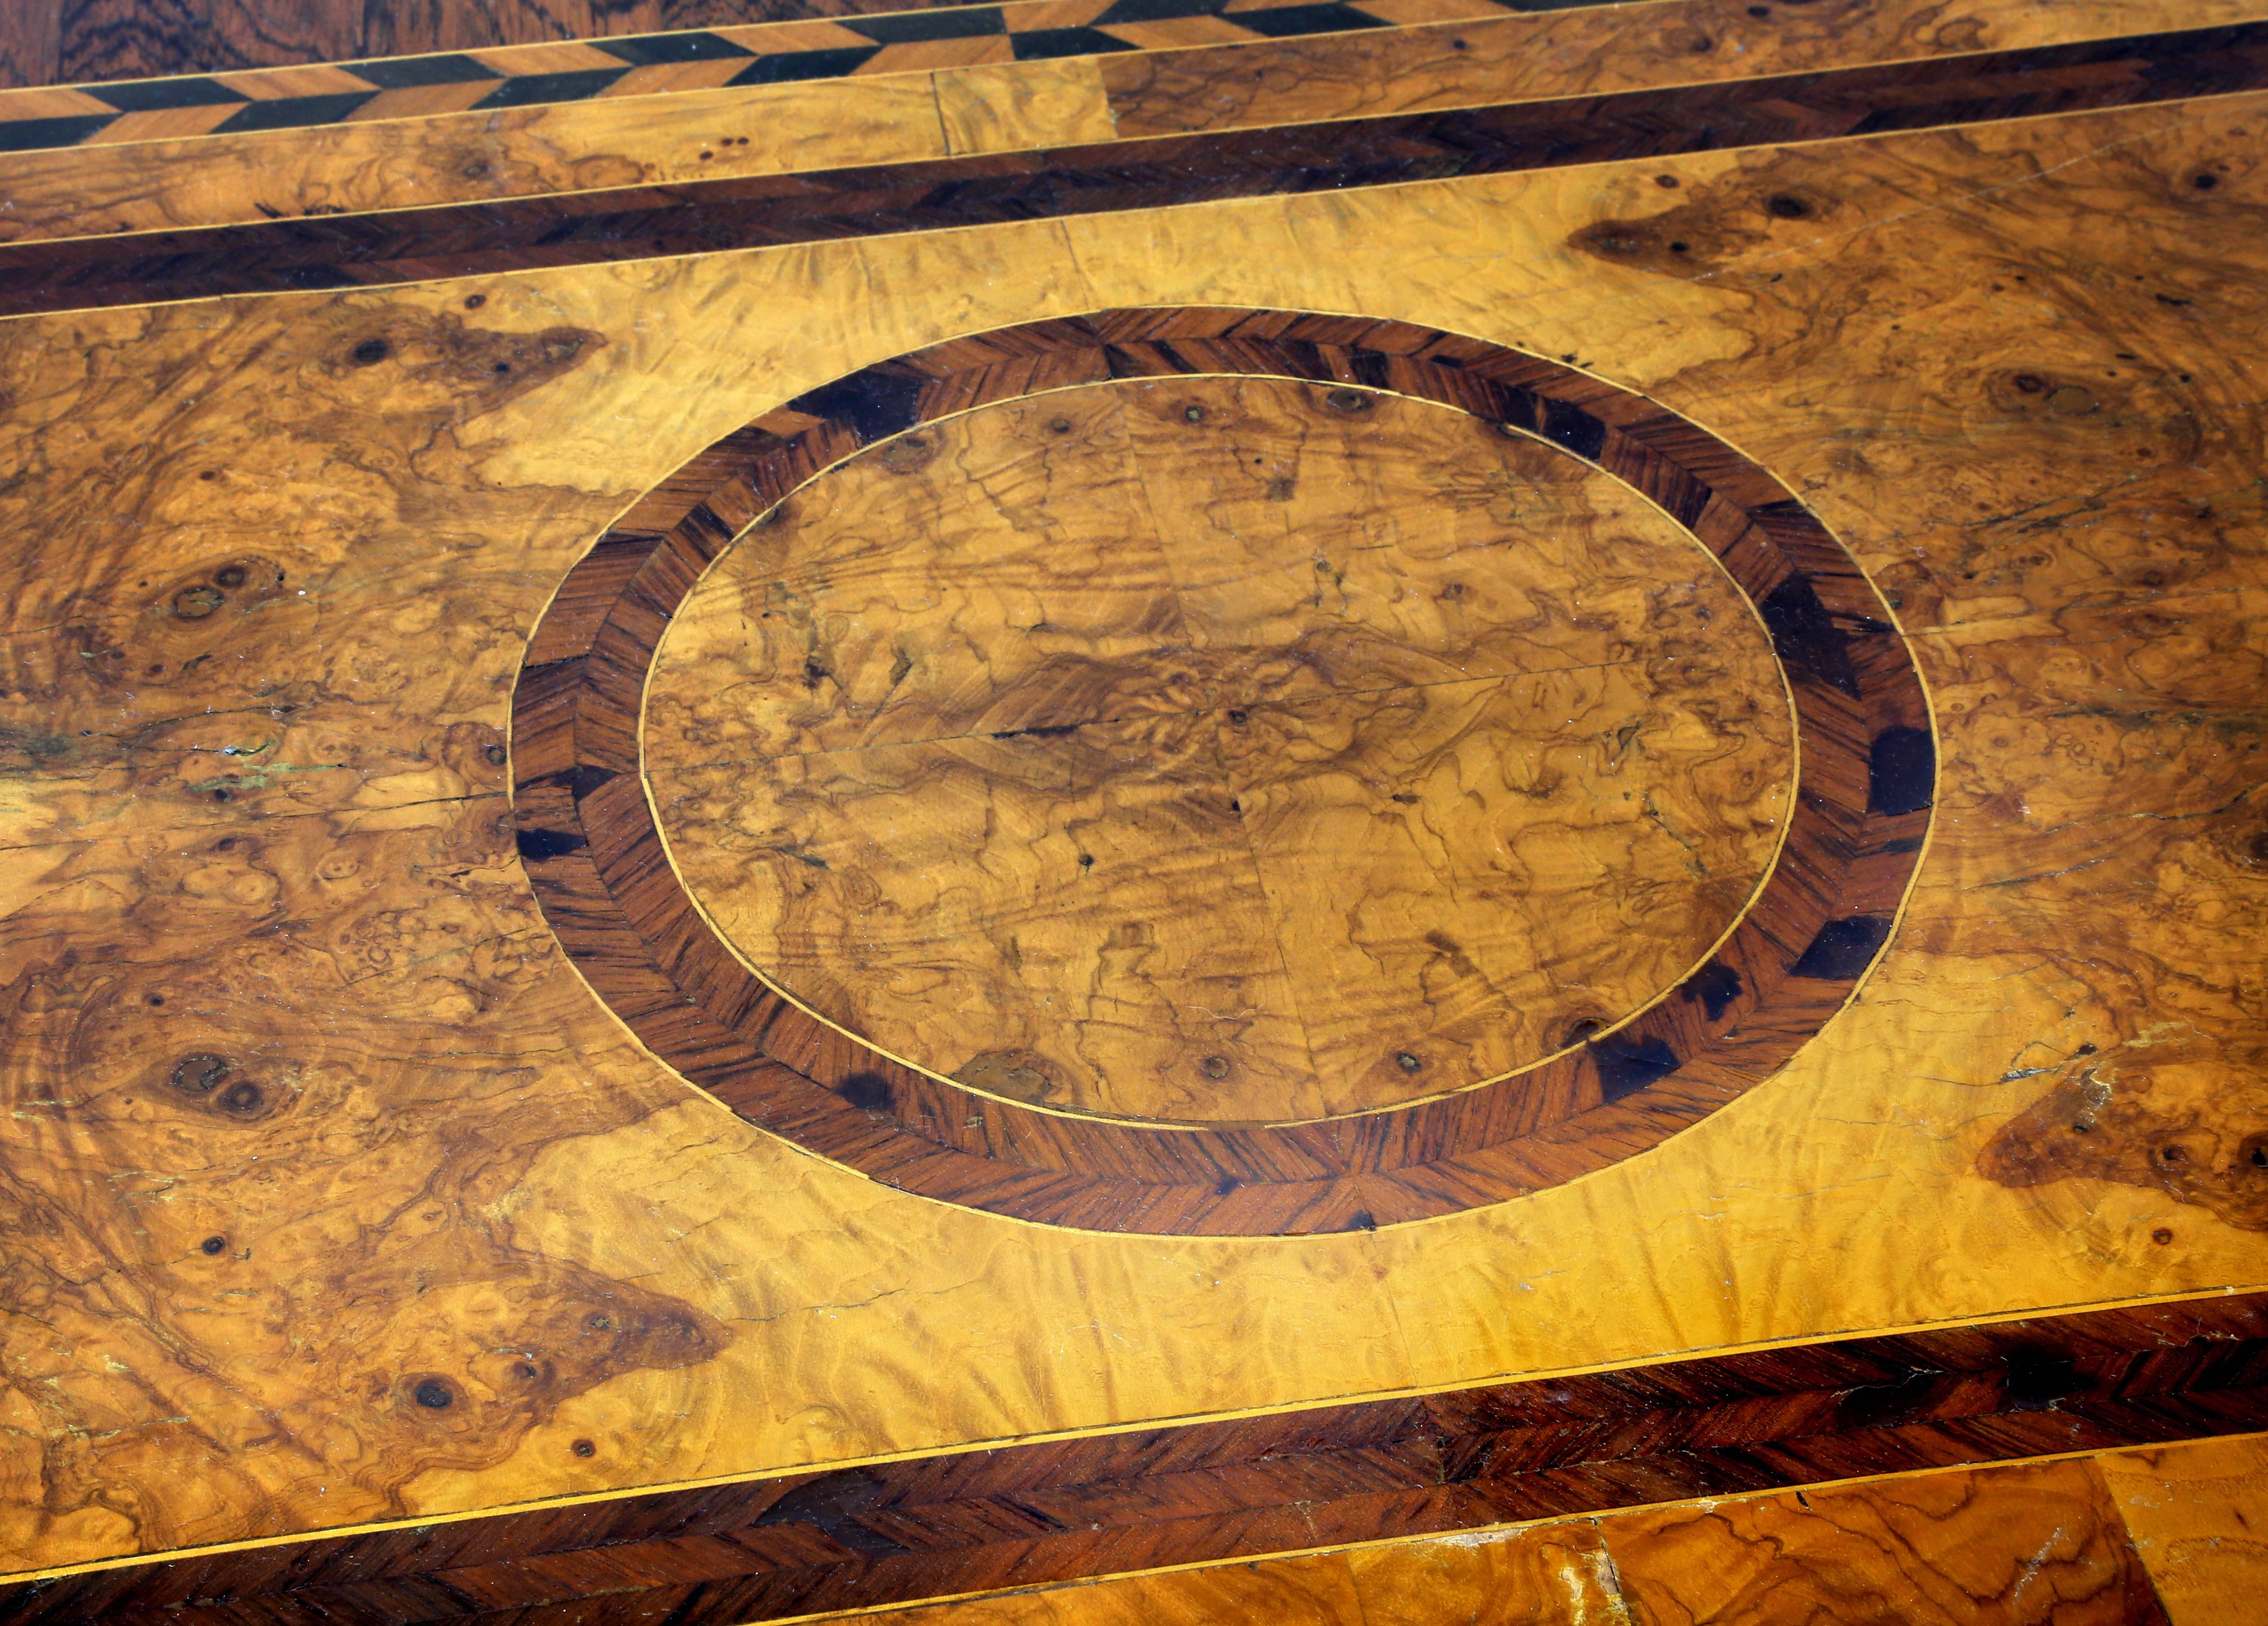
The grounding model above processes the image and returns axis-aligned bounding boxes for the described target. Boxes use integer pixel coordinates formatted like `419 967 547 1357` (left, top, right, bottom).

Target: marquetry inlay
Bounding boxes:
510 307 1934 1233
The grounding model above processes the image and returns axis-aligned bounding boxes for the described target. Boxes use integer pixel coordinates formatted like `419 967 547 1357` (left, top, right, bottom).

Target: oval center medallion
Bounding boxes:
642 374 1794 1125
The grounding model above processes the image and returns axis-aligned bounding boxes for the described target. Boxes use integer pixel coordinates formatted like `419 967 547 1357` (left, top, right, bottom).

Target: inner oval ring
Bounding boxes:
643 376 1800 1129
509 307 1935 1236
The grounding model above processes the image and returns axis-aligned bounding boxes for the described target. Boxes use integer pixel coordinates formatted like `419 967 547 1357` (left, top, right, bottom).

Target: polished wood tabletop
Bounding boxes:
0 0 2264 1620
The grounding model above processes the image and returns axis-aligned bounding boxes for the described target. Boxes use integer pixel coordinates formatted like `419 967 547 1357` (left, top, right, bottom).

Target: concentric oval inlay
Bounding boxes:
509 307 1934 1235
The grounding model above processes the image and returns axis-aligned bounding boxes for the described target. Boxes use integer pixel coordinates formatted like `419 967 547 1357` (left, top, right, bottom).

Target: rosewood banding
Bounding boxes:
507 308 1932 1236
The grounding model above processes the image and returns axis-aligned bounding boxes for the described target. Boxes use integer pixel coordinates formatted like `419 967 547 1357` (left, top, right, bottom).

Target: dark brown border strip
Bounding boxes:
509 306 1930 1236
0 22 2262 319
4 1292 2262 1622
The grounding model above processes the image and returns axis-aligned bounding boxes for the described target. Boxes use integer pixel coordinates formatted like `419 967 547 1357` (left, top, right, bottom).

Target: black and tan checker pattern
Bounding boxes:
0 0 1605 155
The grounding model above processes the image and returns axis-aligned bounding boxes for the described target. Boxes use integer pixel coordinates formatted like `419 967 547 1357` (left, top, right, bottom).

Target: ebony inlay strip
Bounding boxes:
508 306 1930 1237
0 22 2260 318
4 1293 2260 1624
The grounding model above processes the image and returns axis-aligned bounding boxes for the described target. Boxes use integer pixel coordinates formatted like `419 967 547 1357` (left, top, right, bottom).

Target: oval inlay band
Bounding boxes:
509 307 1934 1235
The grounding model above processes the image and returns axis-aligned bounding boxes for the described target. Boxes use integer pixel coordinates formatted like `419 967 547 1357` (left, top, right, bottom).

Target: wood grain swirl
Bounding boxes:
1601 1458 2171 1626
646 374 1791 1122
511 306 1932 1232
0 798 729 1556
1891 594 2268 1233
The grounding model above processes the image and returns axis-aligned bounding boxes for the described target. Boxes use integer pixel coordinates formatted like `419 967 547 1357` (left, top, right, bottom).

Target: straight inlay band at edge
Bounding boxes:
0 22 2263 319
10 0 2253 252
1 1289 2259 1622
0 0 1511 151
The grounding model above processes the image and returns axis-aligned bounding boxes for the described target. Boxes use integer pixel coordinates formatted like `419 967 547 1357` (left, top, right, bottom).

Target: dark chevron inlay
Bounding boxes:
1 1293 2258 1625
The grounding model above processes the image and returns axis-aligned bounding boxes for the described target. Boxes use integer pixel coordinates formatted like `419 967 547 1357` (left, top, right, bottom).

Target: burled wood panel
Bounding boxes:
1934 595 2268 1236
646 373 1788 1121
0 804 729 1559
1541 142 2265 636
1601 1459 2169 1625
1214 659 1781 1114
645 379 1769 756
0 302 605 850
778 1448 2259 1625
0 76 2264 1581
936 58 1117 155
